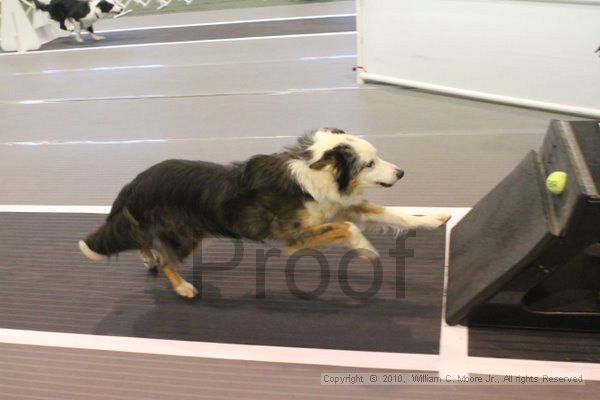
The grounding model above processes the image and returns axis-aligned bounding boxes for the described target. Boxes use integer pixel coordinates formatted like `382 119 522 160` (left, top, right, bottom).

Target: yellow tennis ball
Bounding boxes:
546 171 567 195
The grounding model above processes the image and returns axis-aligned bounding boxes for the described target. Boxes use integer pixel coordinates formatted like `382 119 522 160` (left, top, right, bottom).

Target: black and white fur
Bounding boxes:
79 128 451 298
33 0 122 42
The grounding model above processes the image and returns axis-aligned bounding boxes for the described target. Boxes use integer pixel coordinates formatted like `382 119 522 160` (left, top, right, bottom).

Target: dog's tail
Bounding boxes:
32 0 51 12
79 196 145 260
79 209 143 261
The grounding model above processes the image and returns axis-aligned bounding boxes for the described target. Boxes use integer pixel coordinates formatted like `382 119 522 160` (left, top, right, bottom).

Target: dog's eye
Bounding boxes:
365 161 375 168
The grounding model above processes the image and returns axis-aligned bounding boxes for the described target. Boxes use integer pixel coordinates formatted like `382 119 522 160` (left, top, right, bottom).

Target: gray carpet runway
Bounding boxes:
1 211 599 362
26 16 356 52
0 212 444 353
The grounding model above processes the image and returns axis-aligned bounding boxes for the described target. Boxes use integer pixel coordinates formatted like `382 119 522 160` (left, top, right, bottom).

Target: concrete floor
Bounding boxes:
0 1 596 399
122 0 344 17
0 15 579 207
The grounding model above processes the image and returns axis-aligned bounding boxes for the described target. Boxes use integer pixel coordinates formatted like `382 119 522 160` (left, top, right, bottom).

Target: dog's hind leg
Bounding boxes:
87 26 105 41
281 221 379 260
139 249 158 272
161 261 198 298
152 237 199 298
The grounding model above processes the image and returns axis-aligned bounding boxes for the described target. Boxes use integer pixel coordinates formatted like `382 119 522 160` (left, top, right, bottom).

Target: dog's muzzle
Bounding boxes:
376 169 404 188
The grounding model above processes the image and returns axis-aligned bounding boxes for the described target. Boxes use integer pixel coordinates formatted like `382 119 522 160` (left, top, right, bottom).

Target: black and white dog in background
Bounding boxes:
33 0 123 42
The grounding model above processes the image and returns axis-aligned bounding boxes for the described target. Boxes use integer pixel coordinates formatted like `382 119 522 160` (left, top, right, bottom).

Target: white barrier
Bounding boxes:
114 0 193 12
156 0 192 10
31 4 70 44
0 0 69 52
356 0 600 117
1 0 41 51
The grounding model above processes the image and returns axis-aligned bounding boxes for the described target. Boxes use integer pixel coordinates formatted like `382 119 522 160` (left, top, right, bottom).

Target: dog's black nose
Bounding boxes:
396 169 405 179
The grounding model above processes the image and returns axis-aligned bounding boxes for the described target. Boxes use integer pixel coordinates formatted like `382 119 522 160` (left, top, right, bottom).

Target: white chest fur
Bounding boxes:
78 11 99 28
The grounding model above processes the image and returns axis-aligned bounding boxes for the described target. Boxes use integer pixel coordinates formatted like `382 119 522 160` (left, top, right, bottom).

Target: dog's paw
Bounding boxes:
420 213 451 229
434 213 452 224
355 247 380 262
75 36 84 43
91 35 105 41
142 259 158 272
174 281 199 298
139 251 158 272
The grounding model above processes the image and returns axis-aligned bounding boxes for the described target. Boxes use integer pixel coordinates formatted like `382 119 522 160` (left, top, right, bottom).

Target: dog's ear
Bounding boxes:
309 144 359 194
97 1 114 13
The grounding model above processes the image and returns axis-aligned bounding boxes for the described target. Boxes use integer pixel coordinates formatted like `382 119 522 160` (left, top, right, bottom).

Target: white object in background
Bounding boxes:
356 0 600 117
1 0 42 51
156 0 172 10
156 0 192 10
132 0 151 7
111 0 134 17
31 8 70 44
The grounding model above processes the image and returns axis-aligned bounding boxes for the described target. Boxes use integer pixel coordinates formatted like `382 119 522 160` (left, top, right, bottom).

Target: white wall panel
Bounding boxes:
357 0 600 116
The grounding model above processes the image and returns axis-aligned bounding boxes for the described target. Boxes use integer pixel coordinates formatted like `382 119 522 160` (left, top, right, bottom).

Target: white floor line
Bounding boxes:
6 55 356 77
0 205 110 214
0 32 356 57
0 204 598 381
0 328 439 371
0 205 460 216
438 207 471 378
9 86 362 106
96 13 357 34
0 129 542 148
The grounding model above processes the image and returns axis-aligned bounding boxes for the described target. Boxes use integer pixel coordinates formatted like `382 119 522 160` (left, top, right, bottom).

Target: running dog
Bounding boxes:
79 128 451 298
33 0 122 42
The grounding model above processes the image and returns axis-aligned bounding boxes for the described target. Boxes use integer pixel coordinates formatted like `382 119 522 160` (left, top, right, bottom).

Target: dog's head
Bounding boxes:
289 128 404 198
96 0 123 16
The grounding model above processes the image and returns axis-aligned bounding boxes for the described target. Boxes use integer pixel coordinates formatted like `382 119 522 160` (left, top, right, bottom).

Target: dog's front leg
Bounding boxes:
72 20 84 43
344 203 450 230
87 26 105 41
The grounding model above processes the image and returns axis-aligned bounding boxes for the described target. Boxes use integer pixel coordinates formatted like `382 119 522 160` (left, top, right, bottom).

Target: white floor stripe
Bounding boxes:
0 205 110 214
8 86 362 106
5 55 356 77
0 32 356 57
0 205 461 215
0 204 598 380
438 208 471 377
0 328 439 371
0 129 543 148
0 327 598 380
96 13 357 34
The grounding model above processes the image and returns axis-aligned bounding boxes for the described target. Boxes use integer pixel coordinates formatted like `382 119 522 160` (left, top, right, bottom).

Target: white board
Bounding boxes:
356 0 600 117
0 0 42 52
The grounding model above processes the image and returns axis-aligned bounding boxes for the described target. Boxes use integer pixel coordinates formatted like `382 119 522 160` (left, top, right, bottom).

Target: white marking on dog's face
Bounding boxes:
96 0 123 16
288 128 404 205
309 128 404 189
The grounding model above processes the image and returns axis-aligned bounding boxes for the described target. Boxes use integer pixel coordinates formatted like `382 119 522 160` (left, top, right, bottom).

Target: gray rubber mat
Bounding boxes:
27 16 355 52
0 212 444 353
469 327 600 363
